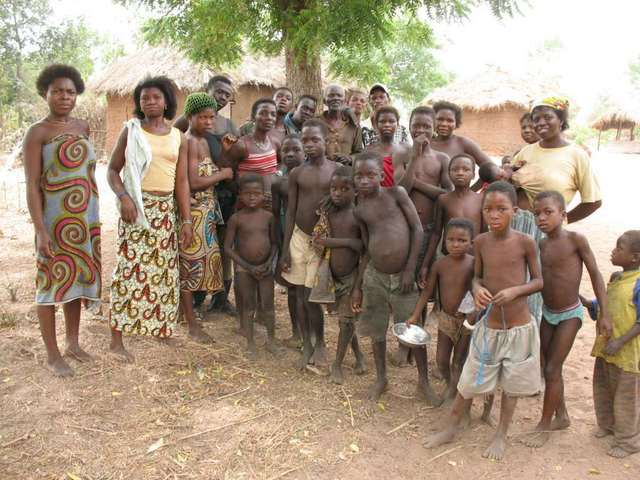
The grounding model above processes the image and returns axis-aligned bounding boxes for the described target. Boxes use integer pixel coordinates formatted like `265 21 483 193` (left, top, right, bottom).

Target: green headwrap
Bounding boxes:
184 92 217 116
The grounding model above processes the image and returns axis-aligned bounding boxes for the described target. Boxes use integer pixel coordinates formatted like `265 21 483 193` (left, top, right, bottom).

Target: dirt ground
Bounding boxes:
1 150 639 480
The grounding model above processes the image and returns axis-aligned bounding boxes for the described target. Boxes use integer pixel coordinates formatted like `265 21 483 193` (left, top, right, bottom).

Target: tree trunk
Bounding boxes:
285 44 323 112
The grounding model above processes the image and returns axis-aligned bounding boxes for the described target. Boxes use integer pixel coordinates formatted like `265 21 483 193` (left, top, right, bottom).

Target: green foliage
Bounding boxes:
131 0 518 82
328 16 451 105
629 54 640 88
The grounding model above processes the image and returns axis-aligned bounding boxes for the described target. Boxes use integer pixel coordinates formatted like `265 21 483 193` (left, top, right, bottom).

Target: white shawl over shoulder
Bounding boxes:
121 118 152 229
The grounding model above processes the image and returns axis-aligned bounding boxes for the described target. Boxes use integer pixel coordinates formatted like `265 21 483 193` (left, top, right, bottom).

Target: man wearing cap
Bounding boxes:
320 84 364 165
361 84 411 147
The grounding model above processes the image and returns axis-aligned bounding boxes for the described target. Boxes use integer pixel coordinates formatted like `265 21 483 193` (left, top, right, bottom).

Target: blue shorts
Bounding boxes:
542 301 583 327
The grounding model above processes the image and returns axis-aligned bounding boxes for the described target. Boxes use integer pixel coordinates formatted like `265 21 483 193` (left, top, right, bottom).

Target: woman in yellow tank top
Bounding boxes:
106 76 192 361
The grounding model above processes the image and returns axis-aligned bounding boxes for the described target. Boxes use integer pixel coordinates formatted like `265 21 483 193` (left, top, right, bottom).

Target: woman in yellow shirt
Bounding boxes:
512 97 602 224
107 76 192 361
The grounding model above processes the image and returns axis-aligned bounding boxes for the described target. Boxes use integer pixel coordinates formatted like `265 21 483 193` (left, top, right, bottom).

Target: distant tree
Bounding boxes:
128 0 519 101
329 16 451 105
629 54 640 88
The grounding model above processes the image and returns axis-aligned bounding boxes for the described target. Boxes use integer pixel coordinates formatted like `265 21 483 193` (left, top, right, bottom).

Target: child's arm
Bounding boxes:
407 263 438 325
419 199 444 285
351 217 369 313
492 236 543 306
575 233 612 337
313 236 363 253
471 237 493 309
223 215 256 274
271 180 283 248
280 168 299 272
412 152 453 200
394 187 424 292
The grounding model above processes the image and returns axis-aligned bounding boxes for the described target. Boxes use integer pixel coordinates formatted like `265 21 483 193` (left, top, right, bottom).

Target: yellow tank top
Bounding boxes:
140 127 181 192
592 269 640 373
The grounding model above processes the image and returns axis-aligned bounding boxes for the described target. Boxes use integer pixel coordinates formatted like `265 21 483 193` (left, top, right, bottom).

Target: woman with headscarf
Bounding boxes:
107 76 192 361
23 64 101 377
512 97 602 222
179 93 234 342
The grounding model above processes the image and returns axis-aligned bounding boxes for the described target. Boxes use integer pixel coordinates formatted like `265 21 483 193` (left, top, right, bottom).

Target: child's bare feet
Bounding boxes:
523 427 551 448
607 446 632 458
389 346 410 368
368 378 389 401
482 433 507 460
65 344 93 362
594 427 611 438
330 363 344 385
423 425 457 448
431 368 444 380
188 325 214 344
109 343 134 363
416 380 443 406
298 348 313 371
48 356 74 377
353 357 367 375
310 343 328 367
550 412 570 430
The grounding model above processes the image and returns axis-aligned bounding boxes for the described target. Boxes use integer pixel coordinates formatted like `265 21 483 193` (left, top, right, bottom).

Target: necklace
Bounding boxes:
254 136 271 150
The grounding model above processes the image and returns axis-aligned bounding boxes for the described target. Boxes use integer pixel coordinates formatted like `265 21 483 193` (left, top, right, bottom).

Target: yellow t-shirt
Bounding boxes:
512 143 602 207
140 127 181 192
591 269 640 374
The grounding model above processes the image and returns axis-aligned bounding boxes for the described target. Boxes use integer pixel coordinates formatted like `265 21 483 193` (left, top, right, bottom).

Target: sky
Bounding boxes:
55 0 640 121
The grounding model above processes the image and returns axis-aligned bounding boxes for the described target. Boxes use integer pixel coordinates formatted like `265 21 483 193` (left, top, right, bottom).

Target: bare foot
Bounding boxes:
482 434 507 461
246 343 257 361
310 343 328 367
109 343 134 363
389 346 410 368
416 381 443 407
608 446 632 458
298 348 313 371
594 427 612 438
523 428 551 448
431 368 444 381
550 413 571 431
47 357 74 377
188 325 214 344
330 363 344 385
64 344 93 362
353 357 367 375
423 426 457 448
368 378 389 401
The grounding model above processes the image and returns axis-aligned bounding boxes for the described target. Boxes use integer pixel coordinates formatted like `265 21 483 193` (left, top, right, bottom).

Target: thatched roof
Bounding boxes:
90 46 286 96
424 67 559 112
590 101 640 131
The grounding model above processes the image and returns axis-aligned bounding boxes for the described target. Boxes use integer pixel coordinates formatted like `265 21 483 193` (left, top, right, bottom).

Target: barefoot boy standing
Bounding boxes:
281 119 337 368
224 174 279 360
524 191 608 448
352 152 439 404
424 181 543 460
587 230 640 458
311 166 367 384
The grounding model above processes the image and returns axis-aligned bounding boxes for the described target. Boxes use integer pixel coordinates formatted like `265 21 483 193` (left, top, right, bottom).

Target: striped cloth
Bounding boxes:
238 138 277 176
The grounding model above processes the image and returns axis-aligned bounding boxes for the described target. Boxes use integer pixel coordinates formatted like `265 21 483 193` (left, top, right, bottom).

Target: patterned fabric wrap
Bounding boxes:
531 96 569 112
308 203 335 303
36 134 101 308
179 158 224 292
110 193 179 338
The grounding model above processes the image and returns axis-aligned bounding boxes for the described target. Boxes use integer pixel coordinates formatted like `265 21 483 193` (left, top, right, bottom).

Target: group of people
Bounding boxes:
24 63 640 462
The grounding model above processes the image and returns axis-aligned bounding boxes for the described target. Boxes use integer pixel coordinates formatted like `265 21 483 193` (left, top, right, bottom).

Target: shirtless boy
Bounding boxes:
311 166 367 384
281 119 337 368
421 154 483 283
431 101 491 171
365 106 410 187
272 135 305 347
352 152 439 404
425 181 543 461
524 190 608 448
408 218 475 403
224 174 279 360
399 106 452 276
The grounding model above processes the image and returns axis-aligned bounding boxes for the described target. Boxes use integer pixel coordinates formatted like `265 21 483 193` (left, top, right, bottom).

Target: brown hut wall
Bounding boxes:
456 107 527 156
226 85 276 127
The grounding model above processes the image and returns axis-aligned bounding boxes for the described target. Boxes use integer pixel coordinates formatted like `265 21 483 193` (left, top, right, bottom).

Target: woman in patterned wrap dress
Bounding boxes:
107 76 192 362
23 64 101 377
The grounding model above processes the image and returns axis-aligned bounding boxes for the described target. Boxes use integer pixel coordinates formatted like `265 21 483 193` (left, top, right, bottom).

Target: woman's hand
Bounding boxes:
119 194 138 224
36 230 55 258
220 167 234 180
221 134 238 152
180 223 193 249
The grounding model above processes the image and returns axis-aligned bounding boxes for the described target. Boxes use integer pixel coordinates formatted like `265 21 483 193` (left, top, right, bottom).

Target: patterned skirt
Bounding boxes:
179 199 224 292
110 193 179 338
36 134 101 307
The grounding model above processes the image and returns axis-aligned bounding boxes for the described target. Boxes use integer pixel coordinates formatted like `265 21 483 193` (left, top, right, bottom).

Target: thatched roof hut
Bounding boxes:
90 46 286 153
424 67 558 155
590 102 640 143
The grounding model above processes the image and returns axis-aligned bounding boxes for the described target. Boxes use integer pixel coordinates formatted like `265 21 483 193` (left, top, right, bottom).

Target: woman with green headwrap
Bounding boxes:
179 93 234 342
